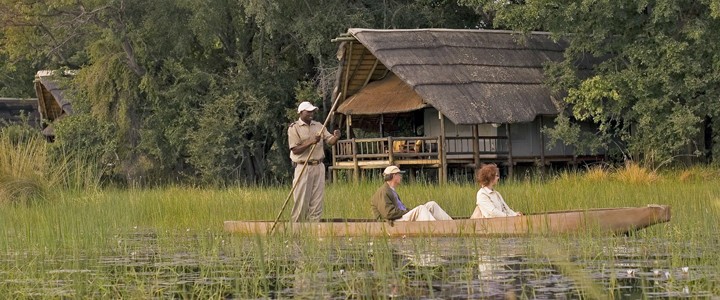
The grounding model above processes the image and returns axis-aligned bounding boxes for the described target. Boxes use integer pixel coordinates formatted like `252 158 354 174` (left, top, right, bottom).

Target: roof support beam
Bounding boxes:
347 47 367 94
361 58 379 89
33 81 48 123
341 42 352 105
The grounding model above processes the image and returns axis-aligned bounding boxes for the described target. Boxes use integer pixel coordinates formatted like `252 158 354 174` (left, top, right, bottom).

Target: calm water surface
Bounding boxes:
1 231 717 299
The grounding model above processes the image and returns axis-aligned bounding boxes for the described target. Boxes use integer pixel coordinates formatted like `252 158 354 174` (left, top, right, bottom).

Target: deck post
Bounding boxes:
346 115 352 139
387 136 394 165
506 124 514 179
331 141 337 183
352 138 359 182
539 116 546 174
472 124 480 169
439 111 447 183
379 114 384 137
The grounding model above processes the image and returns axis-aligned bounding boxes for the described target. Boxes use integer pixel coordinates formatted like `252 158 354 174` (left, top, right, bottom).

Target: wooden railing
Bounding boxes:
335 136 440 161
445 136 509 156
333 136 508 163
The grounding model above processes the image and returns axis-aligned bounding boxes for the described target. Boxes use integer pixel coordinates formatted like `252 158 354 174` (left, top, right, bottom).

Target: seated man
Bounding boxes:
370 166 453 222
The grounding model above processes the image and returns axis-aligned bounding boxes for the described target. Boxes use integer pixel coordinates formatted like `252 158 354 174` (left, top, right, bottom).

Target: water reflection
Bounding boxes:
0 232 717 298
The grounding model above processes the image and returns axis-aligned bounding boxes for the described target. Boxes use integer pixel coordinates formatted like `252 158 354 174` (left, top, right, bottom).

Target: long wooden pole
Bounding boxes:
270 93 343 234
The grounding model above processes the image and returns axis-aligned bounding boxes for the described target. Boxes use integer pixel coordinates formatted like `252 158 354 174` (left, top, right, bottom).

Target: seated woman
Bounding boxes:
471 164 522 218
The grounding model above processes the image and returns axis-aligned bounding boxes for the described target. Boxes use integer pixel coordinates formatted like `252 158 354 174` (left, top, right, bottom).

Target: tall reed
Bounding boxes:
0 129 49 204
0 129 102 205
1 161 720 298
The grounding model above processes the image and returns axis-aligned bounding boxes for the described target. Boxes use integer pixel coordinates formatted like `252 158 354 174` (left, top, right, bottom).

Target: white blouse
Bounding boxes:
471 186 519 218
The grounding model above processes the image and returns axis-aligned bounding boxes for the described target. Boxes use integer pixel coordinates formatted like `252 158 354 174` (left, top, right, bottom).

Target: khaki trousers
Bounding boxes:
399 201 452 221
291 163 325 222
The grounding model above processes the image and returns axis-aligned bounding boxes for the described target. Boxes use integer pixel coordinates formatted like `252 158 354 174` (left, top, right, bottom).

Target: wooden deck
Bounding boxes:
331 136 604 182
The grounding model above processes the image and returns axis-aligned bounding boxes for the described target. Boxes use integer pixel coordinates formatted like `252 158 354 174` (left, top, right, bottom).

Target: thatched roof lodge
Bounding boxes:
33 70 74 138
330 28 602 182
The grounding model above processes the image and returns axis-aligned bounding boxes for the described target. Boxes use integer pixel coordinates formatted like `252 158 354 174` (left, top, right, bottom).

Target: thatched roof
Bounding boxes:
34 70 73 123
337 73 427 115
335 28 567 124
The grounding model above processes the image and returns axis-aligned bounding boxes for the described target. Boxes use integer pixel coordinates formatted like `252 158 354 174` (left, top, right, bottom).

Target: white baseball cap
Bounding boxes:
297 101 319 113
383 166 405 175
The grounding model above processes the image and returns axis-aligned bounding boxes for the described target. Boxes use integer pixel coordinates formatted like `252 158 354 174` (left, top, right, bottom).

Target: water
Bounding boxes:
0 232 717 299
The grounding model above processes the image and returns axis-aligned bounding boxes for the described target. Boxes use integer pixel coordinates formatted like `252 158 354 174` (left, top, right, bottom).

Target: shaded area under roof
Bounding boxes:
337 73 427 115
0 98 40 127
343 28 566 124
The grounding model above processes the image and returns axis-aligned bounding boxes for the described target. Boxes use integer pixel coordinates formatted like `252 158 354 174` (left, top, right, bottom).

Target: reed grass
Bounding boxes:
1 146 719 298
0 129 102 205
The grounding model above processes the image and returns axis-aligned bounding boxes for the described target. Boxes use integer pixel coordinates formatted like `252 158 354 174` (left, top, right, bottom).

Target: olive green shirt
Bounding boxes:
370 183 408 221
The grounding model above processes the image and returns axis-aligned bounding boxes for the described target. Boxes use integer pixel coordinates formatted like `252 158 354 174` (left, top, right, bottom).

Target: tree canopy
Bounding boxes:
1 0 482 184
4 0 719 185
462 0 720 165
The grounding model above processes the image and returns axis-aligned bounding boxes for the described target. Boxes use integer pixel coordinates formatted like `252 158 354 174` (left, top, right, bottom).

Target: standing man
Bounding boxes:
288 101 340 222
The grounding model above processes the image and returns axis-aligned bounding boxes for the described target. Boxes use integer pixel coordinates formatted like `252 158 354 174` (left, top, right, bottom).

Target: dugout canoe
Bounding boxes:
223 205 670 237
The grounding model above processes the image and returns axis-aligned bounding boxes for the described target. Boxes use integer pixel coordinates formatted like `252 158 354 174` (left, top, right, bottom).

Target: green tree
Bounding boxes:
2 0 484 184
462 0 720 165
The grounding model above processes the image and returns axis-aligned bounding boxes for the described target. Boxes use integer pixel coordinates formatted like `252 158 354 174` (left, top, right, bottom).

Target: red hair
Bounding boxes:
476 163 499 186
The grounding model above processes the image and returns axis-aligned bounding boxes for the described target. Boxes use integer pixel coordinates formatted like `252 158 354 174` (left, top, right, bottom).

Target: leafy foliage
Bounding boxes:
1 0 481 185
462 0 720 166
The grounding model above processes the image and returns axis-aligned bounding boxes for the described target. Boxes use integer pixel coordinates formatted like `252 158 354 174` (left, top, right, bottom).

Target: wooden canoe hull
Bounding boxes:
223 205 671 237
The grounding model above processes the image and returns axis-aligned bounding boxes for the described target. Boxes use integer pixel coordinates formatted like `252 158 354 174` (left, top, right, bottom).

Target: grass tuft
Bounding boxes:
614 162 658 184
583 165 610 182
0 130 48 204
0 129 102 205
677 166 717 182
0 175 47 205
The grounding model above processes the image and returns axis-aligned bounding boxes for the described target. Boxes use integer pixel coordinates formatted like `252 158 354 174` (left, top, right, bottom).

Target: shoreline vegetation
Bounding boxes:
2 131 720 297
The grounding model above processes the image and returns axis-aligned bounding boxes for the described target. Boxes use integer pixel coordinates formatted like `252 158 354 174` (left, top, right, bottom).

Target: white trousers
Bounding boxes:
398 201 452 221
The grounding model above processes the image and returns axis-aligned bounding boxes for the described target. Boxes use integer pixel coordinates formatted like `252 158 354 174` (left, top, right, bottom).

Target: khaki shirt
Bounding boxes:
288 119 333 163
